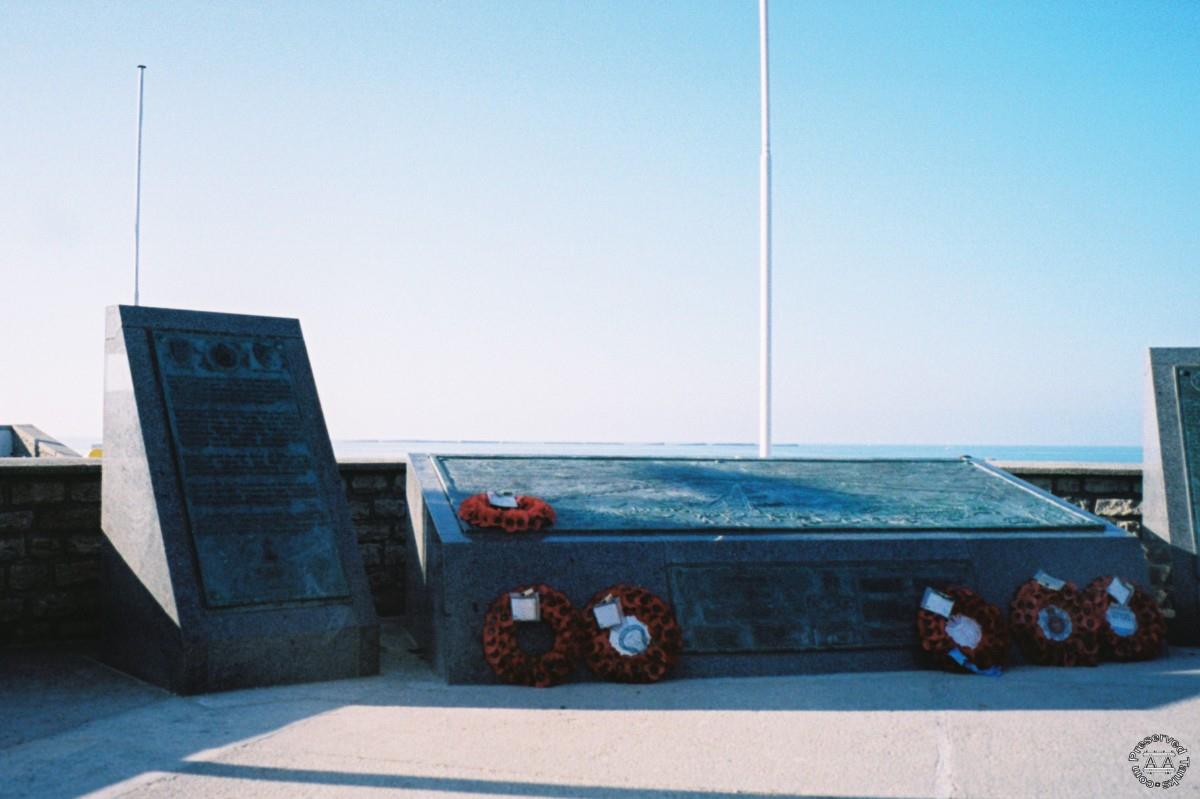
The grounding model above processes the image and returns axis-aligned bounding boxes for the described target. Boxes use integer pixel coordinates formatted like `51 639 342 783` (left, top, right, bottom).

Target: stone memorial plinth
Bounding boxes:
101 306 378 693
1143 348 1200 642
407 455 1148 683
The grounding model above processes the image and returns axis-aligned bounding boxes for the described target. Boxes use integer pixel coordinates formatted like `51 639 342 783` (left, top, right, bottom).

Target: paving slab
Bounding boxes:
2 622 1199 798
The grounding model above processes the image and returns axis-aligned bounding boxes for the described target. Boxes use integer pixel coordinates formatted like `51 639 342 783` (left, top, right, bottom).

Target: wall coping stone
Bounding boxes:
0 458 409 472
337 458 410 472
989 460 1141 476
0 457 1138 476
0 458 100 476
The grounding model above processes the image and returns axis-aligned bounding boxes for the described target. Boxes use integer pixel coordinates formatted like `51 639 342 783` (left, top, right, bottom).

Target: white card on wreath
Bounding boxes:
1107 577 1133 606
510 592 540 622
1034 570 1065 591
592 598 624 629
488 491 520 509
920 587 955 618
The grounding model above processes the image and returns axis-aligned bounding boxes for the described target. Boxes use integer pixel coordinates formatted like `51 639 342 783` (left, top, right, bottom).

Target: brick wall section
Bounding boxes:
0 461 103 644
0 459 408 645
339 461 407 617
0 458 1173 645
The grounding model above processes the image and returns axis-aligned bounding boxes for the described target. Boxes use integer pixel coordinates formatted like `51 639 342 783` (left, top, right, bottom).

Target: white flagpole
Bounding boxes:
134 65 146 307
758 0 772 458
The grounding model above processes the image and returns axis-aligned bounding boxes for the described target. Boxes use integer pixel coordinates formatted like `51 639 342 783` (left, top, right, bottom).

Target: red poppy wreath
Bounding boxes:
481 583 584 687
582 584 683 683
458 493 556 533
1083 575 1166 662
1009 575 1103 666
916 586 1009 674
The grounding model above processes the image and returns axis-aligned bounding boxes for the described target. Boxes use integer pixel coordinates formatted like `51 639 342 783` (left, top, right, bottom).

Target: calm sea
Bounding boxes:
62 436 1139 463
333 440 1141 463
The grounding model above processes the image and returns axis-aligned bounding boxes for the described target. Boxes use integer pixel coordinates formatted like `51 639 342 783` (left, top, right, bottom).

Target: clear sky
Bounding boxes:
2 2 1197 445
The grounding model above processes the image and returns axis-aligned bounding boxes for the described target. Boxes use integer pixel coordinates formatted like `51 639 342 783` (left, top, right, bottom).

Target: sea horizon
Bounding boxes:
55 436 1142 464
330 439 1142 464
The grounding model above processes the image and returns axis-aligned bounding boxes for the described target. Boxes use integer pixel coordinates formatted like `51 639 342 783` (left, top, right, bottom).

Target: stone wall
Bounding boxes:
0 461 102 643
0 459 407 645
0 458 1170 646
999 462 1172 616
339 461 408 616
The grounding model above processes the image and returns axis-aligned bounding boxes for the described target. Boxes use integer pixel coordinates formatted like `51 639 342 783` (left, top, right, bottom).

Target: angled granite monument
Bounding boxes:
1143 348 1200 643
407 455 1148 683
101 305 378 693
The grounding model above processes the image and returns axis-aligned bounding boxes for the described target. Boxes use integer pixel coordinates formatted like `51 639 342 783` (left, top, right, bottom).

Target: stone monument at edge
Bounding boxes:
1144 347 1200 642
101 305 378 693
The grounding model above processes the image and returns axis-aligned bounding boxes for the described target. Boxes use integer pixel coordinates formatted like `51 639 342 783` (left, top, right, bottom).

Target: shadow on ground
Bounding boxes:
2 621 1199 798
165 762 875 799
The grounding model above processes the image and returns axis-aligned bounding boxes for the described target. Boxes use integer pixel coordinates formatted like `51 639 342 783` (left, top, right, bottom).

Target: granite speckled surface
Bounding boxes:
101 306 379 694
1143 348 1200 643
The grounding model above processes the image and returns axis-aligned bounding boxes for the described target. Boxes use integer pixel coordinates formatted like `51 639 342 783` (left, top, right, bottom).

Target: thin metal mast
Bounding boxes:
757 0 772 458
134 65 146 306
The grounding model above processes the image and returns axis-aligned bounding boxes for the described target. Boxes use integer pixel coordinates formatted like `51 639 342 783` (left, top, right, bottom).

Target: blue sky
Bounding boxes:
2 2 1197 445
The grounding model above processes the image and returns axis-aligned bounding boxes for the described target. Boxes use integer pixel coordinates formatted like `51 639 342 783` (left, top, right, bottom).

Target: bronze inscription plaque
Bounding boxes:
668 561 974 652
154 332 349 608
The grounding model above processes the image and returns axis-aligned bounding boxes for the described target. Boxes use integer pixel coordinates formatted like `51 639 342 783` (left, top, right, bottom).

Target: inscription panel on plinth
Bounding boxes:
154 332 349 608
1175 366 1200 538
669 561 973 653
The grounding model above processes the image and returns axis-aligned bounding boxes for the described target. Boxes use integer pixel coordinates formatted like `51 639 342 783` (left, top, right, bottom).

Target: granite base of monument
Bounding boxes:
102 306 379 694
406 456 1149 684
1144 348 1200 643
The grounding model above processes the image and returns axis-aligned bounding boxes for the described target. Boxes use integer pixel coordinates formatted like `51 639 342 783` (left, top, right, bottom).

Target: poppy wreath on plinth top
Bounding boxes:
458 493 556 533
481 583 584 687
1083 576 1166 661
1009 578 1103 666
582 584 683 683
916 586 1009 674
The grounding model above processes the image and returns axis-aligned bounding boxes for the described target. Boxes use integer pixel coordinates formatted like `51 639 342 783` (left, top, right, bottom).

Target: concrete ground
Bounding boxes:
2 622 1199 799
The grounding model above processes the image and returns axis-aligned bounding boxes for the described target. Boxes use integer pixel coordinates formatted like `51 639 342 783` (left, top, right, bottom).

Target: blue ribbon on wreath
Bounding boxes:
948 647 1003 677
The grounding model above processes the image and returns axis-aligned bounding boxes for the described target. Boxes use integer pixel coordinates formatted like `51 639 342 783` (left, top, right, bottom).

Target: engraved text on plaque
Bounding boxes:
154 332 349 608
1175 366 1200 536
668 561 974 653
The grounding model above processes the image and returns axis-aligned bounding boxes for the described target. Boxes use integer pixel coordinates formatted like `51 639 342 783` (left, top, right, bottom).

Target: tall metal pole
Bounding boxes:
134 65 146 307
757 0 772 458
